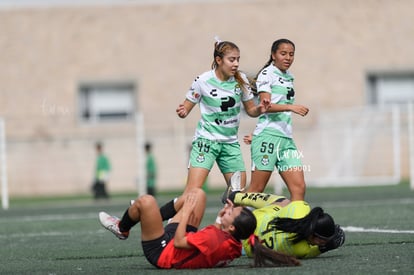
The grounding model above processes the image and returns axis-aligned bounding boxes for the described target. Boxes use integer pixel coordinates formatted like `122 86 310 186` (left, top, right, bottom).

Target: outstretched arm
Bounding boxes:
243 98 271 117
259 92 309 116
267 104 309 116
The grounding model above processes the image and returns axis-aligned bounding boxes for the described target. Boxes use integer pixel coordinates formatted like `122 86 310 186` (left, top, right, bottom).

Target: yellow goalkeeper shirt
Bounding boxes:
242 200 322 258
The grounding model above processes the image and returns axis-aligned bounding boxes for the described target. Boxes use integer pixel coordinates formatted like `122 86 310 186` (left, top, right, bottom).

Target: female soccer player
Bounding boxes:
99 188 300 269
247 39 309 201
159 39 270 221
228 191 345 259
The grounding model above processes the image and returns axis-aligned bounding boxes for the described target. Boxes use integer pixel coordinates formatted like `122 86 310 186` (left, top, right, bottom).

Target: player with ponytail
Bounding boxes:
99 188 299 269
228 191 345 259
159 38 270 222
245 38 309 202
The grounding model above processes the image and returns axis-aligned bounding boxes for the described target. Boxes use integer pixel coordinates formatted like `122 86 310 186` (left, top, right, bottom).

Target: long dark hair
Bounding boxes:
268 207 336 244
232 207 256 240
231 207 300 267
249 235 301 267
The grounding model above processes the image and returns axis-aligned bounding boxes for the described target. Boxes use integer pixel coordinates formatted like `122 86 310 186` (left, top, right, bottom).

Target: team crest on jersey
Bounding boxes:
196 153 205 163
234 84 242 96
191 90 200 99
261 155 269 166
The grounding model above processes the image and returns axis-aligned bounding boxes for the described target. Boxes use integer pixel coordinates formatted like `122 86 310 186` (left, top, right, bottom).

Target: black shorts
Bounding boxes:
141 223 197 267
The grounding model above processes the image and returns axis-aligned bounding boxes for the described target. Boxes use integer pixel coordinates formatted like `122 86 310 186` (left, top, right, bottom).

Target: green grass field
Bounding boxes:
1 182 413 274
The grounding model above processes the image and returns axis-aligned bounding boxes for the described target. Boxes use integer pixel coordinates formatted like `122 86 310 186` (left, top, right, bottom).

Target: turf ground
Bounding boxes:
1 182 413 274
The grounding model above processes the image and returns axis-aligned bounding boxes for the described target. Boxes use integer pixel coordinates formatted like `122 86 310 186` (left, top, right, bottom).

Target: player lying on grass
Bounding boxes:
227 191 345 259
99 188 300 269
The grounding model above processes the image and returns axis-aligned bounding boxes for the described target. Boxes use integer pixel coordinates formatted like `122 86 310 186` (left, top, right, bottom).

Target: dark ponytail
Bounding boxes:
231 208 300 267
232 207 256 240
249 235 300 267
269 207 335 243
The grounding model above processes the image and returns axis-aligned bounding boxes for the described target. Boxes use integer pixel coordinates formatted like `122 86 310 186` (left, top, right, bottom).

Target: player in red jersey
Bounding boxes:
99 188 299 269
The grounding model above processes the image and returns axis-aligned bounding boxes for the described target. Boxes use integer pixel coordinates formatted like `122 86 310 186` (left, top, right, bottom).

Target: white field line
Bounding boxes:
318 198 414 208
1 198 413 239
2 225 414 240
2 226 414 240
0 207 219 224
0 213 98 223
342 226 414 234
0 229 107 239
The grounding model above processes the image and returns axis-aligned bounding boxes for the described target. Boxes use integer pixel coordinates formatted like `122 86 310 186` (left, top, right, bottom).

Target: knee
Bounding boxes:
194 188 206 203
296 180 306 189
133 194 157 210
194 187 206 198
184 187 206 202
192 187 206 195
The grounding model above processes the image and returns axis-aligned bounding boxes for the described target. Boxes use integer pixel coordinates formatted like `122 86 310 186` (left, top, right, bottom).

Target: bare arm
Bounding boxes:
173 192 197 249
176 99 196 118
243 98 271 118
243 133 253 145
259 92 309 116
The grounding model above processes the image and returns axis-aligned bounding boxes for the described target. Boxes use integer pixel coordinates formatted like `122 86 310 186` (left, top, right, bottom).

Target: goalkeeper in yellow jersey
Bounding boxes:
227 191 345 259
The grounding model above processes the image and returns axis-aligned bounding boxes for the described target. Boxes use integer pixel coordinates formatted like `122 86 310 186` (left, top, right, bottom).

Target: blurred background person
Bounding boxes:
92 142 111 200
145 142 157 196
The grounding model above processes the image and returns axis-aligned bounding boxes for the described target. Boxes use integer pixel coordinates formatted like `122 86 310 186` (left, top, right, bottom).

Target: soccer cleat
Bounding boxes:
221 171 244 204
99 211 129 240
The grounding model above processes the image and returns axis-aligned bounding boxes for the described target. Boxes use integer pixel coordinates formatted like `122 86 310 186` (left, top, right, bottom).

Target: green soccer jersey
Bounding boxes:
146 153 156 188
95 154 110 181
186 70 254 143
253 64 295 138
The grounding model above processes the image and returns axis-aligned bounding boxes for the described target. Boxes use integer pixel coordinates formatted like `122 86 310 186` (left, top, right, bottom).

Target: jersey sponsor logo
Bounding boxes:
287 87 295 100
223 118 238 125
215 117 238 126
215 118 223 125
220 96 236 112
